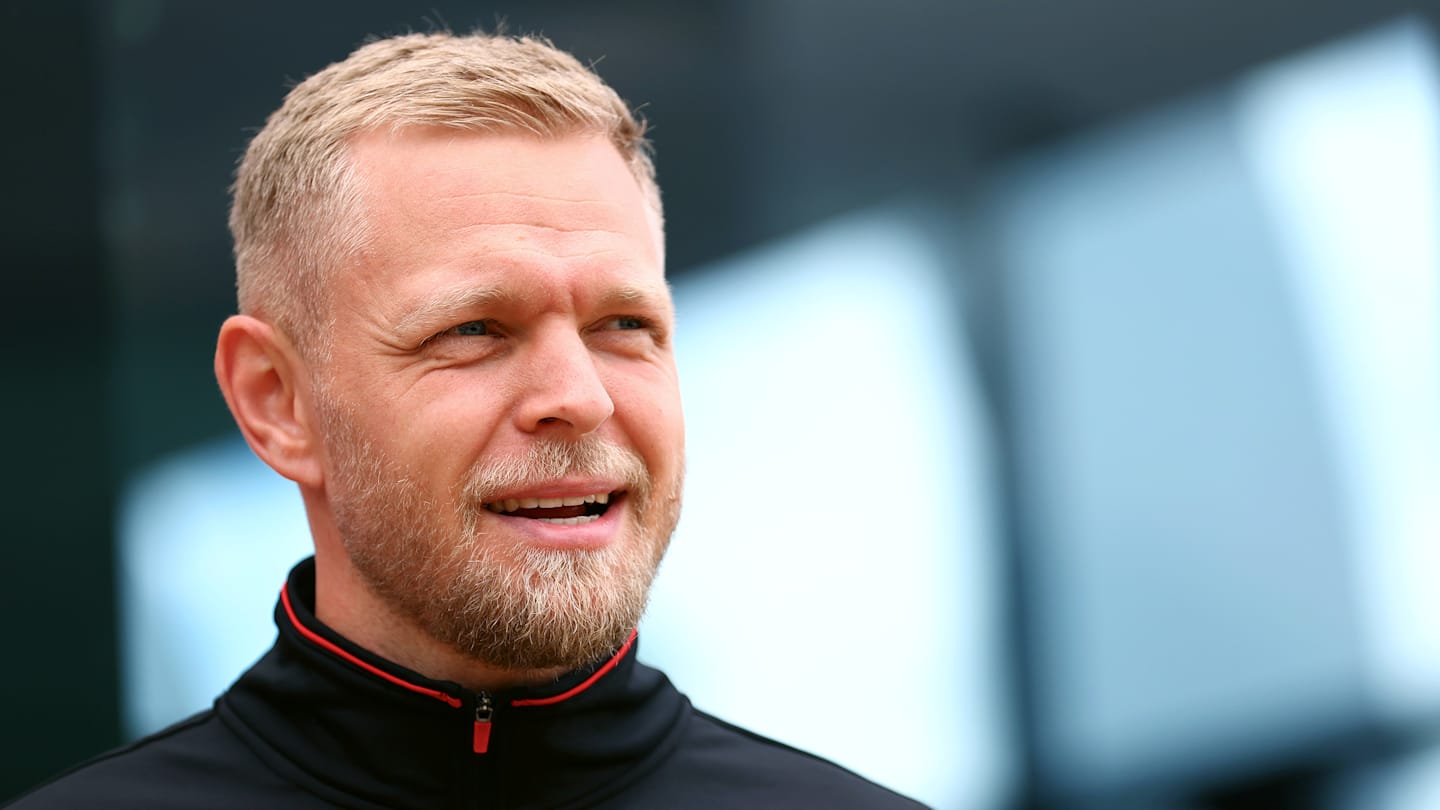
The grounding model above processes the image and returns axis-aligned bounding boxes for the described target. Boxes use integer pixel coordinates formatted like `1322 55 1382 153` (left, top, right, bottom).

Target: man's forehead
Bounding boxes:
345 127 661 253
336 130 671 331
350 128 629 198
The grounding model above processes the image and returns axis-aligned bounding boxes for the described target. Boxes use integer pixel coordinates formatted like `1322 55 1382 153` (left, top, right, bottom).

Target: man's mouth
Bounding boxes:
482 492 616 525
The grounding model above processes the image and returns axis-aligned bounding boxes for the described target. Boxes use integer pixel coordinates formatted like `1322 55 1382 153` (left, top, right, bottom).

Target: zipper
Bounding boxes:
472 692 494 754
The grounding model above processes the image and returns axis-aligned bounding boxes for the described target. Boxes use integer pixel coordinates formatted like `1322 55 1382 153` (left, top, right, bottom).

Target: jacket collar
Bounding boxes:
217 558 689 809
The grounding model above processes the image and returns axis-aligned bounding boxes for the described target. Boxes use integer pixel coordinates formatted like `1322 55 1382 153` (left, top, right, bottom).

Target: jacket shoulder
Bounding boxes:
603 708 930 809
3 710 315 809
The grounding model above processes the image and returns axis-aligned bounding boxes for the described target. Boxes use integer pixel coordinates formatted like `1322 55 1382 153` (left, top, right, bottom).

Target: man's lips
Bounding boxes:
482 491 618 525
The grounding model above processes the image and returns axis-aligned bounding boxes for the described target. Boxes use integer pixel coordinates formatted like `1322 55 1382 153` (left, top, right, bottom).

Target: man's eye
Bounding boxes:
608 316 647 330
451 321 490 336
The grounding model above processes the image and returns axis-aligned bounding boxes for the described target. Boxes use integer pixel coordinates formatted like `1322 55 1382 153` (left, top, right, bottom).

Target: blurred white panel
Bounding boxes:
1236 18 1440 721
642 207 1007 809
994 88 1367 796
118 438 311 736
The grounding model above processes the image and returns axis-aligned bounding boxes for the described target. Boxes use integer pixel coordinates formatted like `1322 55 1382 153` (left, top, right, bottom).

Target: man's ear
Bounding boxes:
215 315 325 488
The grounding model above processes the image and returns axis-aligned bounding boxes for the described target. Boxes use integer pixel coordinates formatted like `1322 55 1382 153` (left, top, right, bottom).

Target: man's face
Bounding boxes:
313 130 684 671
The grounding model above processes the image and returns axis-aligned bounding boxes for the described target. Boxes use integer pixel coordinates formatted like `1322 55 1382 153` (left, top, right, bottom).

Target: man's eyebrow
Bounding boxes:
596 282 674 312
389 284 523 336
389 280 673 336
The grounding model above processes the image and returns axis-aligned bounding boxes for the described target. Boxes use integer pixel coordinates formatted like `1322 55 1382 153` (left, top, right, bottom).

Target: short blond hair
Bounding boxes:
229 31 659 359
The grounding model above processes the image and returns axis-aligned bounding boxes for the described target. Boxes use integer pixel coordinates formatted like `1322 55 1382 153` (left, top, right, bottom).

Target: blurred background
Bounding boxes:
4 1 1440 807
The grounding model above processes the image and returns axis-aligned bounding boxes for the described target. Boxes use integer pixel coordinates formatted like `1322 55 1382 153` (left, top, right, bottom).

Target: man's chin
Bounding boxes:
409 539 658 672
448 621 638 674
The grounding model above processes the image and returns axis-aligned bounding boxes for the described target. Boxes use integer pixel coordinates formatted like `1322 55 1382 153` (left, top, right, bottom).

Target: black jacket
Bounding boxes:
7 559 926 809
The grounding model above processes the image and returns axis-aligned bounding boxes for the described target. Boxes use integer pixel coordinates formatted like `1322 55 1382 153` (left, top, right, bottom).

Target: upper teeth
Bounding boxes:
486 492 611 513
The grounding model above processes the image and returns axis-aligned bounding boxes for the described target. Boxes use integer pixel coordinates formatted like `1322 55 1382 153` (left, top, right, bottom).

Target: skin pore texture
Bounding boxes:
216 131 685 693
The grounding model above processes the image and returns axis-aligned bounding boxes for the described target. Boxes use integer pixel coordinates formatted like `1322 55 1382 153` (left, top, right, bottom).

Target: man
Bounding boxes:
7 31 924 809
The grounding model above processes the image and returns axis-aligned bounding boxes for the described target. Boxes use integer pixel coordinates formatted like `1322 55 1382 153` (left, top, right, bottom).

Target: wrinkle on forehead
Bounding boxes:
344 130 667 305
423 191 631 234
362 173 660 268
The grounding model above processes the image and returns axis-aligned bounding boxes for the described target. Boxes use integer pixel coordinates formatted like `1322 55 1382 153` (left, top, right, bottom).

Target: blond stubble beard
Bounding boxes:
320 405 682 672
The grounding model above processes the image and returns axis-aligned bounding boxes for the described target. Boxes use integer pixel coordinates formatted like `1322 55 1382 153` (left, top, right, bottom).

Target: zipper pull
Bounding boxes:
472 693 494 754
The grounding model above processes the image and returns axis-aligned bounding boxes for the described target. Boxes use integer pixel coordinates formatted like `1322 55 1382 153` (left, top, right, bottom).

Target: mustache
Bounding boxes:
459 437 650 506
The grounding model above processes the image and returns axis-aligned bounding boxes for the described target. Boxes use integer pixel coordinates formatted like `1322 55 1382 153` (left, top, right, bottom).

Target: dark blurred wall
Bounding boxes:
0 0 119 797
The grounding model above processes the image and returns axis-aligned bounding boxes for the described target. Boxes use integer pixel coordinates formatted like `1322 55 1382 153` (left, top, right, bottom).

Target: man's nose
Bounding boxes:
514 331 615 436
